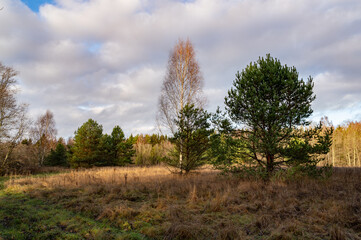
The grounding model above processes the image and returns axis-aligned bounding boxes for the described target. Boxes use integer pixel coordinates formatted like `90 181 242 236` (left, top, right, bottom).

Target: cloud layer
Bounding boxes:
0 0 360 137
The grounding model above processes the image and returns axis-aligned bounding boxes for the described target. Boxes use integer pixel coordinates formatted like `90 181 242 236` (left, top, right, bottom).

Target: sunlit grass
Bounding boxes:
3 166 361 239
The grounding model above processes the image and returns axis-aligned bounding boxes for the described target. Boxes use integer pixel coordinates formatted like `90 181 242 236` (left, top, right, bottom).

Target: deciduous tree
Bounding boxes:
0 63 29 174
157 39 206 171
31 110 57 166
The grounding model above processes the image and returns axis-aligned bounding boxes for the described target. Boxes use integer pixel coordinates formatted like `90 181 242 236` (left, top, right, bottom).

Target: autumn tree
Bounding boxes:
225 54 332 175
157 39 206 172
324 121 361 167
31 110 57 166
158 39 205 133
133 134 171 166
0 63 29 174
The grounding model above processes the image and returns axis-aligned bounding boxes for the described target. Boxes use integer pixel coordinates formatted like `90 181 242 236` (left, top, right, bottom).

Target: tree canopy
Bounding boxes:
224 54 332 174
157 39 205 134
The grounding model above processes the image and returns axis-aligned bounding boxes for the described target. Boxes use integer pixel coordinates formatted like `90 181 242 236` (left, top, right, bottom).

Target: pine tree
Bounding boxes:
165 104 211 173
225 54 332 175
111 126 135 165
71 119 103 168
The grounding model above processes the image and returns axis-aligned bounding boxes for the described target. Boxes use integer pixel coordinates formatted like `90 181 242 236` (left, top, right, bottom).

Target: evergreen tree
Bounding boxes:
44 142 68 167
98 134 114 166
71 119 103 168
165 104 211 173
208 108 246 171
98 126 135 166
128 134 136 145
225 54 332 175
111 126 135 165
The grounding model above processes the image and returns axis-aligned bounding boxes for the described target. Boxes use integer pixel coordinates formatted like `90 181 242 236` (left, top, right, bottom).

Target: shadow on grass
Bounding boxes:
0 180 148 240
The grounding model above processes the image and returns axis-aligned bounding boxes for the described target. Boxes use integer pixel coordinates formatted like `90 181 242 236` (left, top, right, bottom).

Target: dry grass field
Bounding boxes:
3 166 361 239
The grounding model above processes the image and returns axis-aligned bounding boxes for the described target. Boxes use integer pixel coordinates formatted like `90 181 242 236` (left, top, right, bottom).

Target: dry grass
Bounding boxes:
5 166 361 240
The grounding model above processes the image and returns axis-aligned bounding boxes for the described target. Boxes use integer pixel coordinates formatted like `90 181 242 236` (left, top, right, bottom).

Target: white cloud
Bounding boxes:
313 72 361 110
0 0 360 137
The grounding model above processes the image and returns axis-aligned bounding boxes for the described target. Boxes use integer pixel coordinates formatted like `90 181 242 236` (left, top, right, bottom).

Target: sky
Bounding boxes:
19 0 54 12
0 0 360 138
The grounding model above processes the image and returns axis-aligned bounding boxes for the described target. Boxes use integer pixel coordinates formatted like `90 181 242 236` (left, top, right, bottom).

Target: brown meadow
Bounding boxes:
5 166 361 240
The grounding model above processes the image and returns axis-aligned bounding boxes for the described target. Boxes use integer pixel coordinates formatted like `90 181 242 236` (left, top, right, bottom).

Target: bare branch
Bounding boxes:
157 39 205 135
31 110 57 166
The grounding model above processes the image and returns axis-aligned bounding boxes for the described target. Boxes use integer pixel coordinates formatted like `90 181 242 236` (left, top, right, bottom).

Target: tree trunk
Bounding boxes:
332 143 335 166
354 148 356 167
1 142 16 172
266 154 274 174
347 152 351 167
179 151 183 174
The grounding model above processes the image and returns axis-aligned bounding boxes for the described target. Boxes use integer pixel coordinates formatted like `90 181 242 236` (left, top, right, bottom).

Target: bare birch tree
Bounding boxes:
0 63 29 173
31 110 57 166
157 39 206 172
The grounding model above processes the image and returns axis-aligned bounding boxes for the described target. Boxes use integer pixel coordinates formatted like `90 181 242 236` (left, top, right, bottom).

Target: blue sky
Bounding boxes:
21 0 54 12
1 0 361 137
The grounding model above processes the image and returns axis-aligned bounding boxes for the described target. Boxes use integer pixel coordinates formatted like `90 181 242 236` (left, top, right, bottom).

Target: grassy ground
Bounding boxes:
2 166 361 239
0 175 146 240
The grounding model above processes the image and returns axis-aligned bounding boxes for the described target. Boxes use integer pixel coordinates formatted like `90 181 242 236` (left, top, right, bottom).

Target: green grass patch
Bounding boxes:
0 176 9 190
0 193 126 239
0 176 149 240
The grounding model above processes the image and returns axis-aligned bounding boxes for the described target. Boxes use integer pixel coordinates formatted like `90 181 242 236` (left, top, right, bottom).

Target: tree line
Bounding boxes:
322 120 361 167
0 111 171 173
1 38 355 177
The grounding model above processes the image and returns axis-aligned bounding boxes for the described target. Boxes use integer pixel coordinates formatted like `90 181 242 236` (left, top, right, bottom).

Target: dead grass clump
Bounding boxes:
167 206 188 222
330 225 346 240
97 205 140 221
205 189 231 212
187 185 198 204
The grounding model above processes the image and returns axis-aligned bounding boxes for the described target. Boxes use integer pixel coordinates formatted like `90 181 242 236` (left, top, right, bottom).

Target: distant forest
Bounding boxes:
323 121 361 167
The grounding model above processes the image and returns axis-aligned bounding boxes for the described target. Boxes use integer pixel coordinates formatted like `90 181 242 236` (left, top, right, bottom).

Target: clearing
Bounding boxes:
1 166 361 239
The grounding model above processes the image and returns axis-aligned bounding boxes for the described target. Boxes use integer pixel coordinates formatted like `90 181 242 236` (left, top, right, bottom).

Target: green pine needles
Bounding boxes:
70 119 134 168
223 54 333 176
